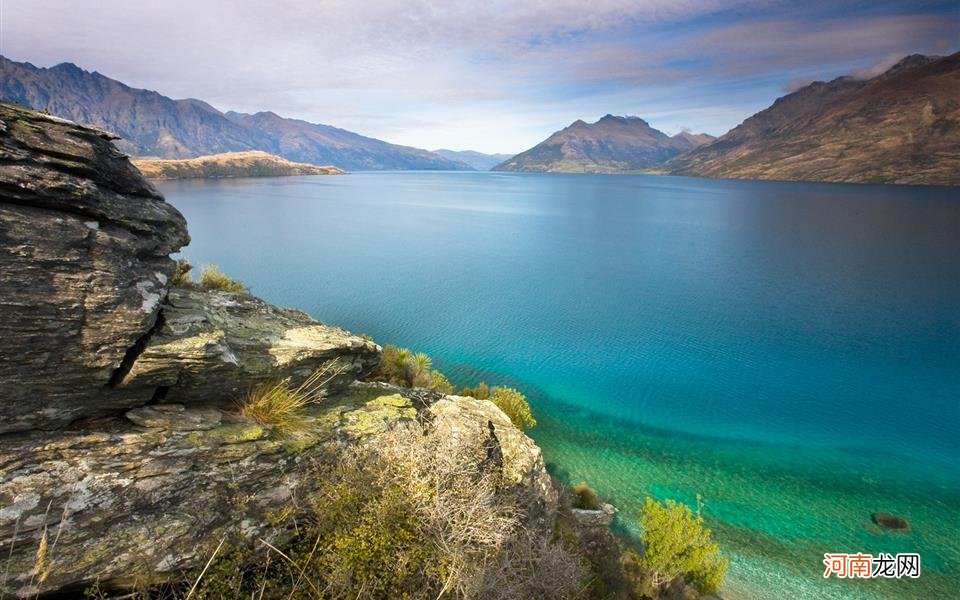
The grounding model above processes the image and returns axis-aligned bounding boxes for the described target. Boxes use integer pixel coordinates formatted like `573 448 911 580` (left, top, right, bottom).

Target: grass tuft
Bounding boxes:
238 362 346 433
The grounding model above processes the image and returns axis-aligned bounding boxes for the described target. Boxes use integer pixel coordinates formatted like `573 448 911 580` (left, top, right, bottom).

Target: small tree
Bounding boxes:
637 497 728 595
490 387 536 430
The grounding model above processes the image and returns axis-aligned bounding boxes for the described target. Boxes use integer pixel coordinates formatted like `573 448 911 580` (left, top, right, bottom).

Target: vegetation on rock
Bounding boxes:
198 263 247 292
186 427 584 599
458 382 536 431
489 386 537 430
238 362 346 433
370 344 454 392
632 497 728 596
171 258 193 286
572 482 602 510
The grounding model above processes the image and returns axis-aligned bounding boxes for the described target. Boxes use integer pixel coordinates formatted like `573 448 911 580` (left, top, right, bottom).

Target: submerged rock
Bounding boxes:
571 503 618 529
871 512 911 532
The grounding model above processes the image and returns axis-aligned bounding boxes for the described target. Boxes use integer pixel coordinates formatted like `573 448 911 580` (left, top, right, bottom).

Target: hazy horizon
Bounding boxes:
2 0 957 153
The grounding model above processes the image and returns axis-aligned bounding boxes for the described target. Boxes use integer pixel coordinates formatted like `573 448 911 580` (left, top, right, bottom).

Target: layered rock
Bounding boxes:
114 287 380 404
0 103 377 433
0 383 554 596
0 102 188 432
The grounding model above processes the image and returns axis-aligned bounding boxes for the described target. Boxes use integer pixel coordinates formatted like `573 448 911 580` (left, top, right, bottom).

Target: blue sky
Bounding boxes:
2 0 957 153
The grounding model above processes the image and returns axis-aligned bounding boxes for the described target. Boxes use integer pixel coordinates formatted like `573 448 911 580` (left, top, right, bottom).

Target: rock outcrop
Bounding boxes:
0 102 377 433
0 383 554 597
114 287 380 405
0 102 188 433
0 104 557 597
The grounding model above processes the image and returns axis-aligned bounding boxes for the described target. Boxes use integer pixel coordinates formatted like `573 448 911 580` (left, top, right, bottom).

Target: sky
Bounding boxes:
1 0 957 153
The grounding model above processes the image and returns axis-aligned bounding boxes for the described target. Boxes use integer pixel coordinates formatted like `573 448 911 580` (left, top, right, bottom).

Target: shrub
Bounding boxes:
187 426 584 599
636 496 728 595
238 362 345 433
199 263 246 292
370 344 453 393
572 481 601 510
459 381 490 400
490 386 536 430
430 370 454 394
170 258 193 286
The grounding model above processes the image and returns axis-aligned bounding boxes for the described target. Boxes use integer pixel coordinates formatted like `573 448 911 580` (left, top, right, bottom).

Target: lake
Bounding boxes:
158 172 960 600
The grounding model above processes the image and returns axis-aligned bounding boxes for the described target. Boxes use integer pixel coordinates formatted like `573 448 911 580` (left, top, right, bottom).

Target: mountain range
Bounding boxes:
667 52 960 185
494 115 714 172
0 56 471 171
433 149 514 171
3 52 957 184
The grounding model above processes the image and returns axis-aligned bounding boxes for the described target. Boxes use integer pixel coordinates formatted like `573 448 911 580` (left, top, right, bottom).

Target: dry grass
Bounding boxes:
238 362 347 433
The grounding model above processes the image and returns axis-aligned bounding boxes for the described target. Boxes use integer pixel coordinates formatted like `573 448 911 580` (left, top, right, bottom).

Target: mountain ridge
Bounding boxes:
666 52 960 185
0 56 470 171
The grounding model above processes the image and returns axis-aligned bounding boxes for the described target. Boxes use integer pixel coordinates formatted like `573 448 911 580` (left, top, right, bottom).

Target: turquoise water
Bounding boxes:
158 172 960 599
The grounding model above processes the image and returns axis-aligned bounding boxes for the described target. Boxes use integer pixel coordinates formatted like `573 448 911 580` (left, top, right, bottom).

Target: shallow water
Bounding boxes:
159 172 960 599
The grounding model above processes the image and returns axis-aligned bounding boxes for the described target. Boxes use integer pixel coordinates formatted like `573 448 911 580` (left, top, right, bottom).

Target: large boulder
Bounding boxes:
0 102 188 433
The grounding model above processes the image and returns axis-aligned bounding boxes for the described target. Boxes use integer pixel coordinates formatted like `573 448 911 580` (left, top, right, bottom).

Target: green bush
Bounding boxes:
636 497 728 595
490 386 536 430
370 344 453 393
459 381 490 399
572 481 601 510
199 264 246 293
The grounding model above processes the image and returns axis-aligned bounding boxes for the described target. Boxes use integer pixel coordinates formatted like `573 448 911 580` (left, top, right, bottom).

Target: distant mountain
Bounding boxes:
667 53 960 185
433 149 514 170
132 151 344 180
0 56 468 171
494 115 714 172
224 111 473 171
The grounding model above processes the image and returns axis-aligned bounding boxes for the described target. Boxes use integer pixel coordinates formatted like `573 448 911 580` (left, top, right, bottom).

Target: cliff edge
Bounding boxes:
0 104 557 597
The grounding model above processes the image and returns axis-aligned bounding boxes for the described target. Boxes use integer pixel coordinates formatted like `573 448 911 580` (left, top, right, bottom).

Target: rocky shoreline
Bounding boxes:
0 103 558 597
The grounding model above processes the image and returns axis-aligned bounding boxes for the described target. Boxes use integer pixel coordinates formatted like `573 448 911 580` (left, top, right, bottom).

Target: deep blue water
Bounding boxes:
158 172 960 599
